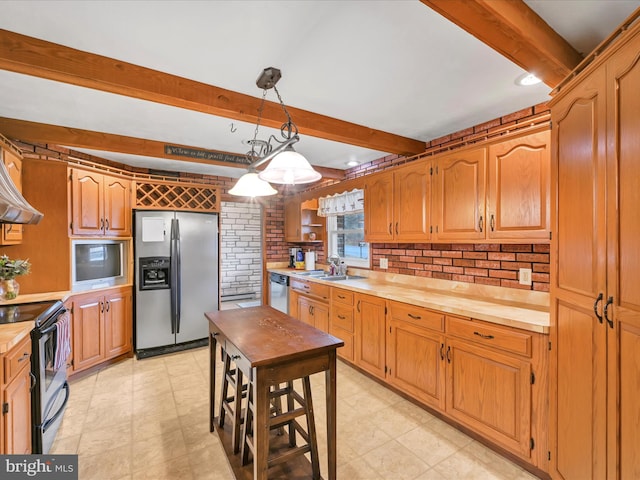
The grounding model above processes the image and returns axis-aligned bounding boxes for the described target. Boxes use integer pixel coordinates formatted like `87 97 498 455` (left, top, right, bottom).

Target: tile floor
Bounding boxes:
51 346 542 479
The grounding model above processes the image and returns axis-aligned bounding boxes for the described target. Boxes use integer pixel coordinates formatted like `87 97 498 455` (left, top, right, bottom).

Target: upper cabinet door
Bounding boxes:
394 161 431 242
284 194 302 242
71 169 104 236
364 171 394 242
487 129 550 240
103 176 131 237
433 147 487 241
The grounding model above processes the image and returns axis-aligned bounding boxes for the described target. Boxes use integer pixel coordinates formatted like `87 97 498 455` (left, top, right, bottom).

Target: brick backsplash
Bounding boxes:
372 243 550 292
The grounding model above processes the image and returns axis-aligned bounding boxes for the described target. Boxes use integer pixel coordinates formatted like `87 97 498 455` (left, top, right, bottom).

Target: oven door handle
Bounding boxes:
38 309 68 335
41 381 70 433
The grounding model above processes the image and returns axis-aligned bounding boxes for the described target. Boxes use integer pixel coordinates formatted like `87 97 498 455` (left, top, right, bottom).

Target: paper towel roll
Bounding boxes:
305 251 315 270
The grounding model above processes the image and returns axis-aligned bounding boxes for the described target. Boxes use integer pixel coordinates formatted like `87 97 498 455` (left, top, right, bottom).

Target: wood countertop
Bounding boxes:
269 268 550 334
0 321 34 353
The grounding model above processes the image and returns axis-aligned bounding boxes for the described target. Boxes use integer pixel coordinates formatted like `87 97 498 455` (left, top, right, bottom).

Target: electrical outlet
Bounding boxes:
380 258 388 269
519 268 532 286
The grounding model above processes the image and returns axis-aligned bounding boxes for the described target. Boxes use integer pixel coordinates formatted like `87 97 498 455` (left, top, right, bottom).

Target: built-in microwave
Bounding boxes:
71 239 129 291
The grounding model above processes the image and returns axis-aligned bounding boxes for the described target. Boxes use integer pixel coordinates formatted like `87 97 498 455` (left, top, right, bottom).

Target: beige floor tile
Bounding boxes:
132 453 194 480
49 433 80 454
77 420 132 457
396 424 465 467
131 430 188 472
133 412 182 443
78 444 132 480
338 456 385 480
362 439 431 480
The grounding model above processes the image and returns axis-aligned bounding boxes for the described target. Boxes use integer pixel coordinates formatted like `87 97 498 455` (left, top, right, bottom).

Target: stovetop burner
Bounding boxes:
0 300 60 326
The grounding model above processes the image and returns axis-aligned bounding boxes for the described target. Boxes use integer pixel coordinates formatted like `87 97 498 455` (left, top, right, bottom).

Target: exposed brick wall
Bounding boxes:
371 243 549 292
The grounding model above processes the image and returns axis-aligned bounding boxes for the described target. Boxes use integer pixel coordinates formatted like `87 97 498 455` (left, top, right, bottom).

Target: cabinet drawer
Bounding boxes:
290 278 329 300
389 301 444 332
446 316 532 357
4 335 31 384
223 341 251 378
331 288 354 306
331 305 354 333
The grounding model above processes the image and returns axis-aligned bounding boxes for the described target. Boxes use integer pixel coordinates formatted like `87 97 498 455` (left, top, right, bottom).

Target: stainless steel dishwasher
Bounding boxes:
269 273 289 314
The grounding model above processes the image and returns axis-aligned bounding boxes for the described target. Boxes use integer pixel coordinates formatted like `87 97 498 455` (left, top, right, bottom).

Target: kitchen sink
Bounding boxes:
294 270 325 276
316 275 365 281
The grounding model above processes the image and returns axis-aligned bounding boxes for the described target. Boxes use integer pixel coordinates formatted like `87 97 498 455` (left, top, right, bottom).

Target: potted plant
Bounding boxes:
0 255 31 300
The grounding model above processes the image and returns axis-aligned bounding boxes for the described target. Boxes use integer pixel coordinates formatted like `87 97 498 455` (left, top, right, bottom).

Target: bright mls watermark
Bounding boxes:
1 455 77 479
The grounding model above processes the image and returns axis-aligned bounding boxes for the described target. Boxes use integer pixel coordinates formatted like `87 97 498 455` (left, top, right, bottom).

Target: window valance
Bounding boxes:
317 189 364 217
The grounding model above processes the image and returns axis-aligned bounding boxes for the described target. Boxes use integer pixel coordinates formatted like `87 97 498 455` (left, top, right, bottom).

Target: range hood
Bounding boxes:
0 155 43 225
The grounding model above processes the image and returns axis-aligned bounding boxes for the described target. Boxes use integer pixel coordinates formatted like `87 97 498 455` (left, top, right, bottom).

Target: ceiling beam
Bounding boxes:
421 0 583 88
0 116 346 180
0 29 425 156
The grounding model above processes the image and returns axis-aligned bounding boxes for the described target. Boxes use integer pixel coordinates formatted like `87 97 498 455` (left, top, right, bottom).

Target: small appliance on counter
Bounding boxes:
289 247 301 268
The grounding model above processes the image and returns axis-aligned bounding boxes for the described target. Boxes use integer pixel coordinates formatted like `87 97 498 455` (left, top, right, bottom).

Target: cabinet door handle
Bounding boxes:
100 218 104 231
357 300 361 313
478 215 484 232
473 331 495 340
604 296 614 329
337 315 346 320
395 222 398 235
338 295 346 299
490 214 495 231
593 292 604 324
105 218 110 231
106 300 110 312
407 313 421 320
18 352 29 363
446 345 451 364
100 301 104 313
388 223 392 235
440 343 445 361
6 224 12 233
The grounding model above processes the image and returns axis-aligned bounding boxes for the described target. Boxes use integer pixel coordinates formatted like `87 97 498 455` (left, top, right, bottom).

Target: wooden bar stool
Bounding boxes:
241 376 320 479
218 346 247 454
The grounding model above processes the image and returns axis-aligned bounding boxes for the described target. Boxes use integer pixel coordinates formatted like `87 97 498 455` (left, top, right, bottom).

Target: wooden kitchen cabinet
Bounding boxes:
70 286 132 373
364 161 430 242
387 301 445 409
284 194 302 242
289 277 329 333
432 146 487 241
70 168 131 237
354 293 386 379
329 288 355 361
549 22 640 480
285 196 325 243
0 146 23 245
1 335 32 454
487 128 550 240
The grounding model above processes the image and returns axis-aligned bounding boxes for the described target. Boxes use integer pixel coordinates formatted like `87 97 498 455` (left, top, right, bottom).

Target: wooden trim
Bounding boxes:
0 29 425 156
421 0 583 87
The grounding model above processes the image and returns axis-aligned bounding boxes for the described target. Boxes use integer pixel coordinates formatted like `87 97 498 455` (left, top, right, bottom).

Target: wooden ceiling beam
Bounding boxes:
421 0 583 88
0 116 346 180
0 29 425 156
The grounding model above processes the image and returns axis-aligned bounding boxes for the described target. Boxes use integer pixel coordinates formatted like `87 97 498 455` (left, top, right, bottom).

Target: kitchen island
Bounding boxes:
206 306 343 480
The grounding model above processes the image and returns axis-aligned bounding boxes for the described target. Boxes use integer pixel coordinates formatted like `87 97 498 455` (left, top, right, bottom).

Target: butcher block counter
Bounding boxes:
269 267 549 333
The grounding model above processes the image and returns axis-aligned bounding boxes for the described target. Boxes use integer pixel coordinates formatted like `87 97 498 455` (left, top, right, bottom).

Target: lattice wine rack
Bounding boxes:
135 180 219 212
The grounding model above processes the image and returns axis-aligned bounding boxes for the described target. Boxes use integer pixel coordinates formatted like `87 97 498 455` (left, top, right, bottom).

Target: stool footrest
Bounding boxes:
270 407 306 430
268 444 312 468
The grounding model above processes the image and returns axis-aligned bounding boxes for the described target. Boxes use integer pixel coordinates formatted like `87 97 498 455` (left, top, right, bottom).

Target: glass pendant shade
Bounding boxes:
258 146 322 184
229 171 277 197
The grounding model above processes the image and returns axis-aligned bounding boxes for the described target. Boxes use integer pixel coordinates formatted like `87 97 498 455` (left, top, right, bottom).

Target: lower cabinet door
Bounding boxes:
387 320 445 410
355 294 386 379
3 367 32 454
72 294 105 372
445 338 532 459
104 288 132 358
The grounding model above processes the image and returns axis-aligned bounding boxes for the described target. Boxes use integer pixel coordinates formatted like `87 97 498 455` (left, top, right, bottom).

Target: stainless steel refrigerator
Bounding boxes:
134 210 218 358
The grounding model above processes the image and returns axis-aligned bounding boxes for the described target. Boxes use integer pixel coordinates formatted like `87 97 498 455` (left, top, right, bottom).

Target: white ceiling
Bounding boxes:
0 0 638 179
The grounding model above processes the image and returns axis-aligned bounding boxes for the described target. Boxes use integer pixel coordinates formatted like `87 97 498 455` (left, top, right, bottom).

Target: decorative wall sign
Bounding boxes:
164 145 247 165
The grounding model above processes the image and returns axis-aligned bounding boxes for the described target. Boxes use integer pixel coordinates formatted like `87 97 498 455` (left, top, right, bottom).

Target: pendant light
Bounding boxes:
228 67 321 196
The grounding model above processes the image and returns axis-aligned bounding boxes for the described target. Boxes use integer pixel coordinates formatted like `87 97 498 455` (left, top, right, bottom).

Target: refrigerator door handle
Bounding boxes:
170 218 178 335
175 218 182 334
